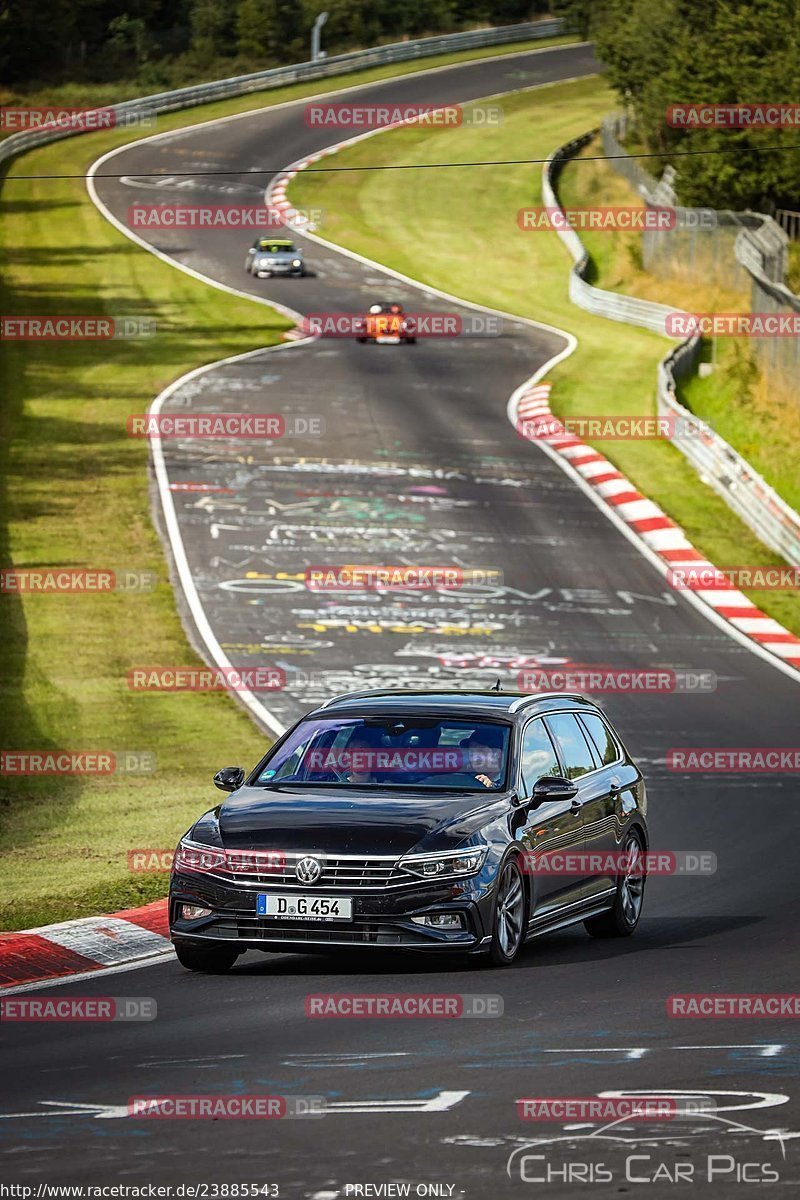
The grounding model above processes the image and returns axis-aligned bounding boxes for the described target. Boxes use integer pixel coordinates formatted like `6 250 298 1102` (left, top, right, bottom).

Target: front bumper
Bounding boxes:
255 262 302 277
169 867 493 954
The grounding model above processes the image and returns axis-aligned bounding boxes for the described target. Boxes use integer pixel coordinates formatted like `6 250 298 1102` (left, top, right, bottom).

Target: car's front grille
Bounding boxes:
189 852 413 891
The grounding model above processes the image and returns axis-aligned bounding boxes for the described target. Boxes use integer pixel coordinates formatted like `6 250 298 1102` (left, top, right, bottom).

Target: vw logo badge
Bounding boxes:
296 856 322 884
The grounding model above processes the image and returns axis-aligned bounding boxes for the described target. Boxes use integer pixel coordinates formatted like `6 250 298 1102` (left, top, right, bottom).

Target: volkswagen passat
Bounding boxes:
169 690 648 972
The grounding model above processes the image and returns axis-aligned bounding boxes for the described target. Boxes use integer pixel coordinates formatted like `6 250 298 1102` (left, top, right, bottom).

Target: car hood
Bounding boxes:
212 784 509 856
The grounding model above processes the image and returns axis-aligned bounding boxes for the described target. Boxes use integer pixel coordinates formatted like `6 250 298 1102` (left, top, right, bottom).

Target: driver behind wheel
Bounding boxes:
464 727 505 789
341 727 385 784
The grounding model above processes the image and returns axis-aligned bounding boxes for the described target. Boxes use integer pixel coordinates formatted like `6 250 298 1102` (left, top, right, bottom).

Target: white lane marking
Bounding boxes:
0 1091 470 1121
324 1091 469 1114
599 1089 789 1114
137 1055 247 1067
545 1044 787 1057
286 1052 410 1062
544 1047 649 1059
673 1044 786 1056
0 1101 130 1120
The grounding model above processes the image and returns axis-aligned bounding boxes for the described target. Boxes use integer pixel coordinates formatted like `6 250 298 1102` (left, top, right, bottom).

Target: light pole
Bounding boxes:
311 11 329 62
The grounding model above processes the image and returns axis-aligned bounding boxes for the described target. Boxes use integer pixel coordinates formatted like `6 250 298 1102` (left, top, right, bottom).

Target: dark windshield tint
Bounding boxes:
254 717 510 790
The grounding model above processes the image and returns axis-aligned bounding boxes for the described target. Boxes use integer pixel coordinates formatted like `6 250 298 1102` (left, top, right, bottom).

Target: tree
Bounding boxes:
593 0 800 209
189 0 235 64
107 14 153 69
235 0 275 58
551 0 601 39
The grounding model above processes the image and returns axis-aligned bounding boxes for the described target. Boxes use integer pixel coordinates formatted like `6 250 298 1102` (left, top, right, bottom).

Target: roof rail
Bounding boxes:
507 693 589 713
317 688 400 710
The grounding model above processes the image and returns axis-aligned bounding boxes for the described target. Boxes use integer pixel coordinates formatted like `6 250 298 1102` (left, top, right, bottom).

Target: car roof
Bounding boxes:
256 237 293 245
307 688 601 722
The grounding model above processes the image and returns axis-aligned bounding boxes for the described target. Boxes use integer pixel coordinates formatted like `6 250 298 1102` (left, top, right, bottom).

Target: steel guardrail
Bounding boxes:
0 19 565 168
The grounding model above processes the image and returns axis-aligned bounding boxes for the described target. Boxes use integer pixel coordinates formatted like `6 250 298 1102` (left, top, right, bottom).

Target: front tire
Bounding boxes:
584 830 646 938
175 942 240 973
488 857 526 967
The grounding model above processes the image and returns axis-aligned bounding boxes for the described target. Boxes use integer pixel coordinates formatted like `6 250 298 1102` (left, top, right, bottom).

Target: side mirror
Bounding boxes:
214 766 245 793
529 774 578 808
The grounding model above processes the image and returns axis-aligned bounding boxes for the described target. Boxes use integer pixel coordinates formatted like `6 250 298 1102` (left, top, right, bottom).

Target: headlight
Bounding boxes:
400 846 487 879
173 839 225 874
292 258 302 267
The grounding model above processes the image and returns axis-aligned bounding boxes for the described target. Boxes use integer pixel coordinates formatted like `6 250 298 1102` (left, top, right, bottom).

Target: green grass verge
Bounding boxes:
0 133 286 932
289 76 800 636
680 341 800 516
0 37 581 932
788 242 800 294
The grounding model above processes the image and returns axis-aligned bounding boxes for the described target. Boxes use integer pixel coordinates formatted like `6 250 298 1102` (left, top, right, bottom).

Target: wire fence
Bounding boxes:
775 209 800 241
543 129 800 567
601 116 799 381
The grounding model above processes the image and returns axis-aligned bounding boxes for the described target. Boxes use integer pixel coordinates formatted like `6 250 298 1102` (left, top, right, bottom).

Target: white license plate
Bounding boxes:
257 893 353 921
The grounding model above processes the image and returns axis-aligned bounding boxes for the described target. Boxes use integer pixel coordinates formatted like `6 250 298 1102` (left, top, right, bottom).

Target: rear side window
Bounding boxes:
544 713 598 779
520 719 561 795
580 713 620 766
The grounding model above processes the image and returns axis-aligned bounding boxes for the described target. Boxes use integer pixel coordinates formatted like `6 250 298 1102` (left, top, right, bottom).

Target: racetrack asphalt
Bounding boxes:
2 43 799 1197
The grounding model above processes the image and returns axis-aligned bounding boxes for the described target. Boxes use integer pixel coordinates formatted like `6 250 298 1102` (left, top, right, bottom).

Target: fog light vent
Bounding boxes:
411 913 463 929
181 904 212 920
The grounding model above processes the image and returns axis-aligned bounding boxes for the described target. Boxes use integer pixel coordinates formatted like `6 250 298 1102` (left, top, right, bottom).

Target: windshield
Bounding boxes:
253 717 511 791
257 241 294 253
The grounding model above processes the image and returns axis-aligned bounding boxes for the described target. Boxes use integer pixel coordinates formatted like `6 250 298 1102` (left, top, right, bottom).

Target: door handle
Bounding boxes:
570 799 581 813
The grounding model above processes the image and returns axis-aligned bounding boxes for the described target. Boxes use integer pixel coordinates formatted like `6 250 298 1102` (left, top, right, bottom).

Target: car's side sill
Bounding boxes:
526 890 616 940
